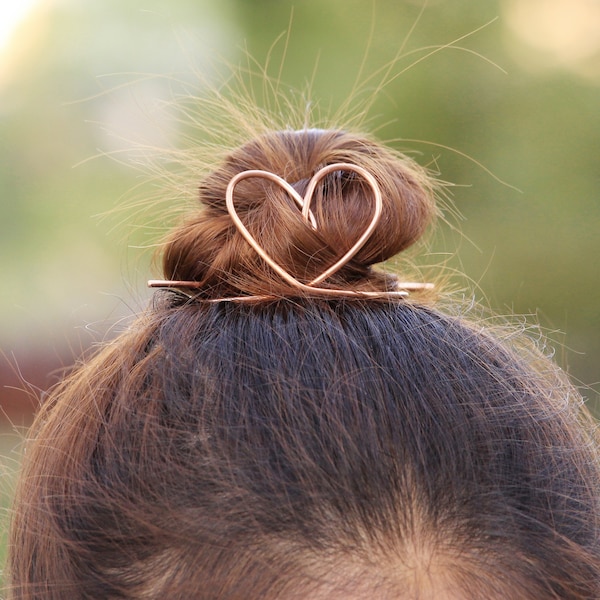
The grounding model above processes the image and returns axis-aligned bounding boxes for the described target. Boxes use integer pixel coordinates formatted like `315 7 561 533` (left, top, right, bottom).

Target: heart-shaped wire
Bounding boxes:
149 162 433 300
224 163 384 295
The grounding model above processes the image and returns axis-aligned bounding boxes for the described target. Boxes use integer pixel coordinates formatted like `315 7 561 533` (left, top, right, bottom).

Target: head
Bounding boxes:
8 129 600 599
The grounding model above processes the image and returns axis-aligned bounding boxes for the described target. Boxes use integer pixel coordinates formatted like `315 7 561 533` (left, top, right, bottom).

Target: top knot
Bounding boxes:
158 129 436 300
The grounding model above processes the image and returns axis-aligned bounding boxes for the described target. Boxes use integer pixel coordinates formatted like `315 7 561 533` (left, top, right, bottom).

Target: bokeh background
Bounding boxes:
0 0 599 573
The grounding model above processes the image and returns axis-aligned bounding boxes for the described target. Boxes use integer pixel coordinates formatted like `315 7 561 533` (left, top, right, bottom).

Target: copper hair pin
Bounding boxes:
149 162 434 301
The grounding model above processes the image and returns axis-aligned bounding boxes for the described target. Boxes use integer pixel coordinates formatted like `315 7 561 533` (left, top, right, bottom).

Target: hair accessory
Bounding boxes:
149 162 434 301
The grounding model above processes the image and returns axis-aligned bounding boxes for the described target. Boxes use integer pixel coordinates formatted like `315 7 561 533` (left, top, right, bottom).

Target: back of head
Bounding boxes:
8 128 600 599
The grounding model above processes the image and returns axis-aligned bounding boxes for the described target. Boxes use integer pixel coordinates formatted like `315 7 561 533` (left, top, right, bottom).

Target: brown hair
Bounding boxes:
7 129 600 599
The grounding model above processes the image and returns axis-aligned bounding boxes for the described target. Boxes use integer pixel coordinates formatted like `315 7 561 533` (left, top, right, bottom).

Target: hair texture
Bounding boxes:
7 129 600 599
162 129 436 299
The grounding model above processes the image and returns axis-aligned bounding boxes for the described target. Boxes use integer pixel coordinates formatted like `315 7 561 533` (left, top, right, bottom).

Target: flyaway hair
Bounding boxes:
7 87 600 599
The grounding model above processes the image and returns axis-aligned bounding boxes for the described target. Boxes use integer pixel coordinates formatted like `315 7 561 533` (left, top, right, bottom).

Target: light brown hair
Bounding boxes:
7 129 600 599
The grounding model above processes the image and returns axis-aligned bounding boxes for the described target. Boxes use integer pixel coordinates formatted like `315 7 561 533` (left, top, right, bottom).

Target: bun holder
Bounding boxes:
149 162 433 302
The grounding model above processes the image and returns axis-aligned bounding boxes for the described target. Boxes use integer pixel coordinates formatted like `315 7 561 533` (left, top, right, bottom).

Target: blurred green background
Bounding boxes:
0 0 599 574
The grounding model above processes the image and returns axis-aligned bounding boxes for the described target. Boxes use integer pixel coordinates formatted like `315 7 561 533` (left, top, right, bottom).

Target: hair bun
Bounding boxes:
160 129 436 299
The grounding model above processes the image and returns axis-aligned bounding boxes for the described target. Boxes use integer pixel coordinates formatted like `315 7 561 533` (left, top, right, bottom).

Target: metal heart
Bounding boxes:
225 162 383 291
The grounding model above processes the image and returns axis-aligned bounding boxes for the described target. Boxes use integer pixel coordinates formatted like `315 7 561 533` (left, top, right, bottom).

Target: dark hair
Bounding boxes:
8 129 600 599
